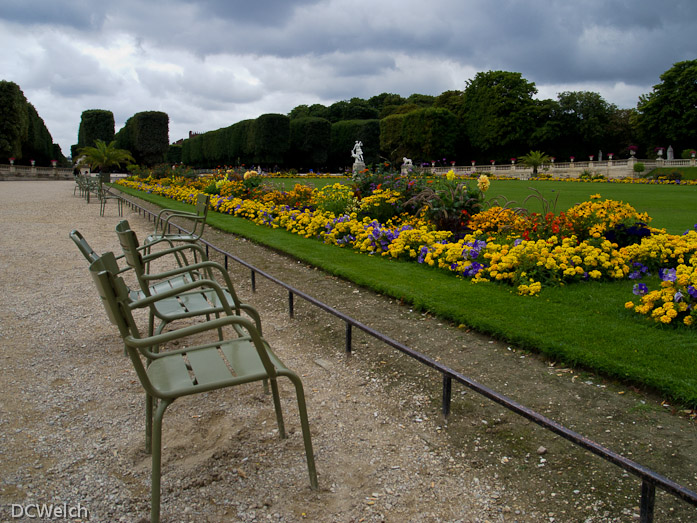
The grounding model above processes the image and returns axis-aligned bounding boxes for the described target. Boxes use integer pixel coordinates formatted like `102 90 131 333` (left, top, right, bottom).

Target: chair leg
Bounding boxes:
287 373 318 490
145 393 154 454
269 377 286 438
151 398 170 523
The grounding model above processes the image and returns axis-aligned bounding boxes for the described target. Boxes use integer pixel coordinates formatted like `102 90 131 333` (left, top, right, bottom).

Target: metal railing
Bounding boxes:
120 194 697 522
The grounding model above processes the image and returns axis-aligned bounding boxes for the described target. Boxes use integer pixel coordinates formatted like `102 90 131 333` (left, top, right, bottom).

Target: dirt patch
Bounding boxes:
1 181 696 522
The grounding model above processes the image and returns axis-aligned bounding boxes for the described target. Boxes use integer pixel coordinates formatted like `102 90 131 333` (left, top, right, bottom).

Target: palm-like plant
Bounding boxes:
78 140 135 180
519 150 551 175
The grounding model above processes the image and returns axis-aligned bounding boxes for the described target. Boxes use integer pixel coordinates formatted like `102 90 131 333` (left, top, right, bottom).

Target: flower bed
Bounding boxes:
117 171 697 327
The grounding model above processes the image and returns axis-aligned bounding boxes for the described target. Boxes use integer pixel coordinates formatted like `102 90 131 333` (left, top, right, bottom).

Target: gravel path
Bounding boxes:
1 181 696 522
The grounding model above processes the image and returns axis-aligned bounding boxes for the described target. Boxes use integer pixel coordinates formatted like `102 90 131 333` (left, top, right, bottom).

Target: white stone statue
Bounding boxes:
351 141 364 164
402 157 413 167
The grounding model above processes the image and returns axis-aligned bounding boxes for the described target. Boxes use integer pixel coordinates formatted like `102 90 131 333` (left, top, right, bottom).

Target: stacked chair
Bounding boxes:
72 204 317 523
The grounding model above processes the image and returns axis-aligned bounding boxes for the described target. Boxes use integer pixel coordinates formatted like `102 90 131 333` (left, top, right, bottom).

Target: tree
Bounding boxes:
115 111 169 166
519 150 551 175
402 108 458 164
555 91 615 156
289 117 331 169
77 109 115 149
78 139 134 180
0 81 29 161
637 60 697 152
460 71 538 160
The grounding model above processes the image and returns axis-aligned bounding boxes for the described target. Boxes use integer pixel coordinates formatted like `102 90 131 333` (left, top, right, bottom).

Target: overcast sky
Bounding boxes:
1 0 695 158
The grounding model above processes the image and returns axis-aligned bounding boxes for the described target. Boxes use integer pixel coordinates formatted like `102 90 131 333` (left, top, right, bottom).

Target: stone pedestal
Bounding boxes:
352 161 365 175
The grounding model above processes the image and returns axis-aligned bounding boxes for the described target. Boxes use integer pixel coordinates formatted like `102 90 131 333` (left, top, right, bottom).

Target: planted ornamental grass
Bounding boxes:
115 175 697 407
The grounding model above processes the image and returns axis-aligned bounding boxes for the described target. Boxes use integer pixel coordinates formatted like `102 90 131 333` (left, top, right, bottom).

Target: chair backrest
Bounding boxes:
88 253 157 395
69 229 100 264
115 220 152 295
192 193 209 237
88 252 136 337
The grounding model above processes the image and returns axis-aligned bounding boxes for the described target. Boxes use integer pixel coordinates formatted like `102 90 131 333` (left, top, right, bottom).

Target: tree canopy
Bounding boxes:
637 59 697 153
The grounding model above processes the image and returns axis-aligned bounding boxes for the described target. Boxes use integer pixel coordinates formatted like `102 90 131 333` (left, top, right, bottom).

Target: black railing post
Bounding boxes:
640 480 656 523
251 270 256 292
442 375 452 417
345 323 352 354
289 291 294 318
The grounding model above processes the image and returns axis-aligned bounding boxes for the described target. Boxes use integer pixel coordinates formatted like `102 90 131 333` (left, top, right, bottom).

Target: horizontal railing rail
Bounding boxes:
120 193 697 522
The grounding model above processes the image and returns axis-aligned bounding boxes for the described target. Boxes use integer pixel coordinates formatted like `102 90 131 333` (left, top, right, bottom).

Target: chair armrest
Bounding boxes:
239 303 263 335
140 258 237 298
129 278 238 316
141 243 208 266
125 314 272 369
154 208 200 234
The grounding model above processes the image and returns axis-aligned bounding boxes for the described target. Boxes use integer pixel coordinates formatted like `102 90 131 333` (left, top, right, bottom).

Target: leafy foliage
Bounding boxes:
637 60 697 152
519 150 551 174
289 117 331 169
115 111 169 166
77 109 115 149
0 80 56 164
78 139 135 173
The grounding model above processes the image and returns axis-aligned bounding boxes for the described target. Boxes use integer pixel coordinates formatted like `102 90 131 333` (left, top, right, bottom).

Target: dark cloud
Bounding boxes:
2 0 696 153
0 0 108 29
190 0 323 25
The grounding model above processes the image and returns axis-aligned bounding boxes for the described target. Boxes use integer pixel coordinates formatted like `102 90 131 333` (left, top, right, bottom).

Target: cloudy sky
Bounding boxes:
1 0 695 157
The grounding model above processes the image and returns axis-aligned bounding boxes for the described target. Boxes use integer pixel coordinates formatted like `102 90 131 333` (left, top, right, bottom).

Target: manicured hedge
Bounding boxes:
115 110 169 166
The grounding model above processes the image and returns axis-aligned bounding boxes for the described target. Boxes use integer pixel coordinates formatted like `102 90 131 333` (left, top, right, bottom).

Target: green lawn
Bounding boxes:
484 179 697 234
117 184 697 407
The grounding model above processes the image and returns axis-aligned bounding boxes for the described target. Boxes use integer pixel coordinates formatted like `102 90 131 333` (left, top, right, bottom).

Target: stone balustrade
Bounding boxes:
0 163 75 181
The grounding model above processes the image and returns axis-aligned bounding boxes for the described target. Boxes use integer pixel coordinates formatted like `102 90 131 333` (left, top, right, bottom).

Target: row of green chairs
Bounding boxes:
71 206 317 522
73 173 123 216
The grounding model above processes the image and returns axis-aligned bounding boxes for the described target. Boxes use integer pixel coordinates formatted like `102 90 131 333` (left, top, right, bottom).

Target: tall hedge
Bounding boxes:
329 119 380 169
0 80 57 164
379 112 409 164
21 103 54 164
402 108 459 163
77 109 115 149
289 117 331 169
115 111 169 166
0 80 27 160
229 119 255 166
251 113 290 166
167 144 182 164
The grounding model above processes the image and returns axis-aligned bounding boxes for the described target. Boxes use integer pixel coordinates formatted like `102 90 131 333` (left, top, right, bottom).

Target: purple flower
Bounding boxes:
674 291 684 302
628 262 648 280
633 283 648 296
659 268 677 282
687 286 697 299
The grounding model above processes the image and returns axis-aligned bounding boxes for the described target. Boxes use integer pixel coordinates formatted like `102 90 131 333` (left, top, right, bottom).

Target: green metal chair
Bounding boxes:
88 253 318 523
114 220 262 337
145 193 210 251
97 178 123 217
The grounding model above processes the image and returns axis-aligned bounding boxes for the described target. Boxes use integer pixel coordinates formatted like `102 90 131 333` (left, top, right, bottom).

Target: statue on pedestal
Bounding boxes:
351 140 365 175
351 141 364 164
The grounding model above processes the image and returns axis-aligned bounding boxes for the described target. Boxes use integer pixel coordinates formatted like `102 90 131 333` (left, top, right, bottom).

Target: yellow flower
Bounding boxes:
624 301 635 309
477 174 490 192
445 169 455 181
